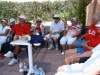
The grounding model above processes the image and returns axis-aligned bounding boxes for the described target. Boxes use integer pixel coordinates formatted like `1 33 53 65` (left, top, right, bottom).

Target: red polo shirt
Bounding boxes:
14 23 31 36
85 25 99 41
83 36 100 51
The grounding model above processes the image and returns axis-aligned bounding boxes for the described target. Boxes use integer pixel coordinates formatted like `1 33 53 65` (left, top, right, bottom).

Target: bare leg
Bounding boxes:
67 44 71 49
71 43 77 49
53 37 58 45
64 49 76 58
61 44 66 52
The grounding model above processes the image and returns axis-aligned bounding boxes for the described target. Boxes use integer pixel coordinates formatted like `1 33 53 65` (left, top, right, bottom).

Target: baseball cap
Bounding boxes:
19 15 26 20
1 20 7 23
10 18 15 23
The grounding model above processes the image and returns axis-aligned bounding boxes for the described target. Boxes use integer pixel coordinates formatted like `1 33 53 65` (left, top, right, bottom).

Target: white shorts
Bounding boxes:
45 34 60 41
60 35 77 45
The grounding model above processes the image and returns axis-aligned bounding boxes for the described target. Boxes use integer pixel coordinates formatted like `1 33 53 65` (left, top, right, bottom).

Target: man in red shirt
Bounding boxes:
5 15 31 65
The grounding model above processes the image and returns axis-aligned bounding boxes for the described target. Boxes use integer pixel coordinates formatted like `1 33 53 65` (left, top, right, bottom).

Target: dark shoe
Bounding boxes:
0 53 5 59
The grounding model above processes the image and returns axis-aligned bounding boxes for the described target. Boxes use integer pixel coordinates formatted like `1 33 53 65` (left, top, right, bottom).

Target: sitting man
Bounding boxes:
72 14 100 48
45 14 64 50
5 15 31 65
55 43 100 75
64 22 100 64
60 17 81 55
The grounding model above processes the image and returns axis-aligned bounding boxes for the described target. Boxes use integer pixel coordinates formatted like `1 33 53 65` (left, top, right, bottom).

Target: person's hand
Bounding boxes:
72 35 76 38
70 56 80 64
13 35 19 40
82 42 87 48
78 37 82 41
52 31 57 35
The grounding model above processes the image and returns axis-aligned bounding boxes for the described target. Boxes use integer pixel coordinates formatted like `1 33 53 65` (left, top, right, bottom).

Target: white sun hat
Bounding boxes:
19 15 26 20
53 14 60 19
10 18 15 23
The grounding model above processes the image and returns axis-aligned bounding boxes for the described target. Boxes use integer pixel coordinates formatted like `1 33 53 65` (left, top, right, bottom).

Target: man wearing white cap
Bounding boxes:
5 15 31 65
45 14 64 50
55 23 100 75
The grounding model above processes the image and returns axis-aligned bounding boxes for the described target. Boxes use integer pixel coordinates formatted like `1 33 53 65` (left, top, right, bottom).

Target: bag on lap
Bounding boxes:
31 35 45 47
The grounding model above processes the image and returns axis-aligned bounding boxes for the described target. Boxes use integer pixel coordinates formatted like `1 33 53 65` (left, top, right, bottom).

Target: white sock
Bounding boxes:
50 44 53 47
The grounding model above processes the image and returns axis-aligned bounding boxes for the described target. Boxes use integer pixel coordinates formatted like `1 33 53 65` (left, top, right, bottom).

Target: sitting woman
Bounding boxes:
0 20 11 51
31 18 44 37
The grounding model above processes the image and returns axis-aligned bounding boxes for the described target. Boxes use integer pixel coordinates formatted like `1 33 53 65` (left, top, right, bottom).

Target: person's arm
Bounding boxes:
70 51 92 64
72 30 81 37
0 29 10 36
41 25 44 36
82 42 94 51
63 30 67 36
76 51 92 58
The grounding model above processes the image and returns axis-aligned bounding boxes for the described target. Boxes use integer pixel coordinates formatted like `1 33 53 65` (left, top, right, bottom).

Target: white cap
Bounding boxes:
95 23 100 27
1 20 7 23
10 18 15 23
36 18 41 22
19 15 26 20
53 14 60 19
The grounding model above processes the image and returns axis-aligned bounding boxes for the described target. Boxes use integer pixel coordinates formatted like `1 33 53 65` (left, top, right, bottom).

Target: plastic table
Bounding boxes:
10 39 41 75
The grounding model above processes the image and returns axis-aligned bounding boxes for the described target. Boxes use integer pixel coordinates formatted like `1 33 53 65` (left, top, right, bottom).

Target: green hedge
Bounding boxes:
0 0 91 26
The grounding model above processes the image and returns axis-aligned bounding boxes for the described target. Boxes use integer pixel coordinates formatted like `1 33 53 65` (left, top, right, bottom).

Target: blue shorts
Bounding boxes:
74 39 86 48
76 48 85 54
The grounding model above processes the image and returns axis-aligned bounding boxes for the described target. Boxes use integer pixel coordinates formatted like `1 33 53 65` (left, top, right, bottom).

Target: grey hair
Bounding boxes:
71 17 78 24
93 14 100 20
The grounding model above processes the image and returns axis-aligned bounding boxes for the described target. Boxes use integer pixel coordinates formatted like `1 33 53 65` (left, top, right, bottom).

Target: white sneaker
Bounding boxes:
48 45 54 50
8 58 18 66
56 47 59 51
38 67 45 75
33 65 39 75
4 51 14 58
61 52 64 55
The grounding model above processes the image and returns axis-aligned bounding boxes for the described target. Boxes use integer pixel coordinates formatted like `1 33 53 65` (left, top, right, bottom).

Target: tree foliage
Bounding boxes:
0 0 92 26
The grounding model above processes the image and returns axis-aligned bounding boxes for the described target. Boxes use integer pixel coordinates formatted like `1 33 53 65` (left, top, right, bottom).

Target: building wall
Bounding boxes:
86 0 100 26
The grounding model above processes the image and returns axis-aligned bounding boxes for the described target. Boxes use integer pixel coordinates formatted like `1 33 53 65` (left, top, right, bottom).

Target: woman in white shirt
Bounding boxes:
0 20 11 51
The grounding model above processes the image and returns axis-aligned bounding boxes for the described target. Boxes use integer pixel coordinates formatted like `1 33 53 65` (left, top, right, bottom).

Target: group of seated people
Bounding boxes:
0 15 45 65
55 14 100 75
0 13 100 75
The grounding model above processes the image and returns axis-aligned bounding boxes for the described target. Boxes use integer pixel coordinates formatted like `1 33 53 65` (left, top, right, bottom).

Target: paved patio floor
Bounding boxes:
0 46 64 75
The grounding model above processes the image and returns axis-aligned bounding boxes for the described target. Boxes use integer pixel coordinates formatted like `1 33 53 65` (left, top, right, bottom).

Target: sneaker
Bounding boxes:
48 45 54 50
8 58 18 66
61 52 64 55
33 65 39 75
38 67 45 75
4 51 14 58
56 47 59 51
